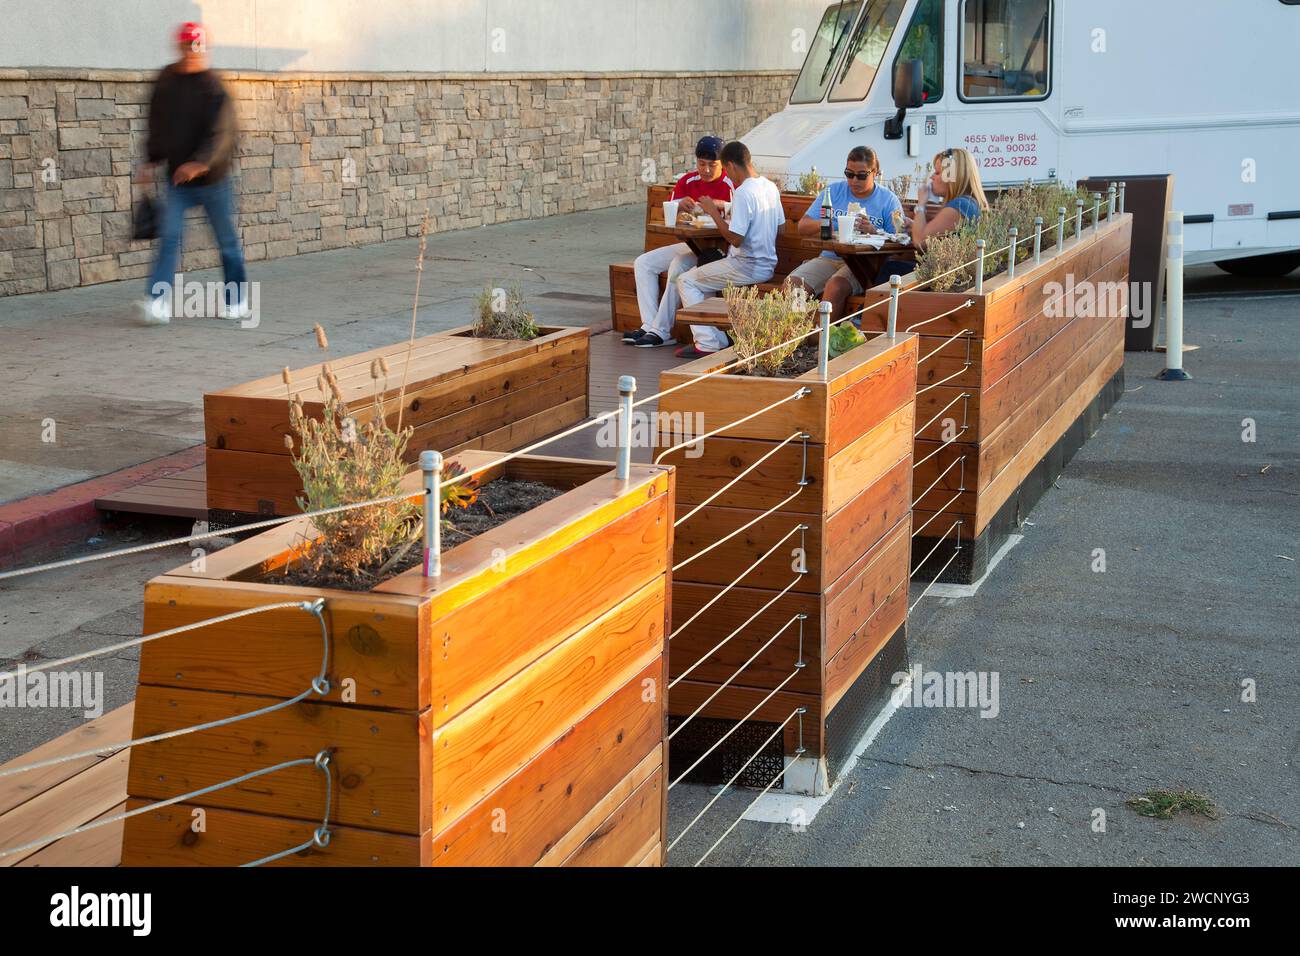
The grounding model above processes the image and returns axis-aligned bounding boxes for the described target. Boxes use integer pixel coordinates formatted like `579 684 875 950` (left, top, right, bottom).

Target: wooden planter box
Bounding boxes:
657 334 917 792
120 451 672 866
204 325 590 518
858 214 1133 583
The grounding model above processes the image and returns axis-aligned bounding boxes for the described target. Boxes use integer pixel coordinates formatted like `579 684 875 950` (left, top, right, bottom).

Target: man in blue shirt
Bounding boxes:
788 146 901 325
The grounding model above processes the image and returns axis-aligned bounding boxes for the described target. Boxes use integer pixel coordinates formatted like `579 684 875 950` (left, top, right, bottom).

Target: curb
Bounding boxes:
0 445 206 571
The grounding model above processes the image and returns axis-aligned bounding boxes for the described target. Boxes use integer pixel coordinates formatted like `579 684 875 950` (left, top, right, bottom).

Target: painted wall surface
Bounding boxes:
0 0 832 73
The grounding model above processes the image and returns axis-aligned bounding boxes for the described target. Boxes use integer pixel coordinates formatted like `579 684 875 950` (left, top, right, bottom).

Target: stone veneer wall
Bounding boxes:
0 69 796 297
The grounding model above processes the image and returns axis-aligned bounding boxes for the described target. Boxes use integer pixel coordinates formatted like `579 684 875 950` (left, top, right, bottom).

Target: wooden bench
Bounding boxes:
204 325 590 518
610 185 835 341
610 185 927 342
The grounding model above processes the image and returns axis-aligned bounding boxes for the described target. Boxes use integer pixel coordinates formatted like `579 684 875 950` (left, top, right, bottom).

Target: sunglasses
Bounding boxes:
843 169 872 181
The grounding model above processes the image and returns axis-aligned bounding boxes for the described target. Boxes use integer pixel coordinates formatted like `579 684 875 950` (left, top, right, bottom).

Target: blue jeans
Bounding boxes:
147 176 246 304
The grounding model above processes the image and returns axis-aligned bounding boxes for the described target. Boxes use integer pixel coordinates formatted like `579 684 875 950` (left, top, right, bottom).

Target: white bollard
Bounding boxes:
617 375 636 479
974 239 986 294
420 449 442 578
1007 227 1019 279
1033 216 1044 264
818 300 832 375
1158 212 1190 381
887 275 901 339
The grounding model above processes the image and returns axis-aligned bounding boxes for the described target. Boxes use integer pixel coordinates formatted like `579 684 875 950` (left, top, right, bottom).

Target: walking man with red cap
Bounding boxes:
136 23 248 325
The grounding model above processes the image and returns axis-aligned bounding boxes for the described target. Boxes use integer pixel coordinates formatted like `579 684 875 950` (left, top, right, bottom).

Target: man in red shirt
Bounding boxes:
624 136 733 348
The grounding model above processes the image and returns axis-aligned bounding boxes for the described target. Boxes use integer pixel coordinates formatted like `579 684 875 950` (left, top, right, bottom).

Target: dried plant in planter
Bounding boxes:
286 341 418 583
912 181 1094 293
473 284 540 340
886 162 928 204
791 167 826 197
723 282 819 377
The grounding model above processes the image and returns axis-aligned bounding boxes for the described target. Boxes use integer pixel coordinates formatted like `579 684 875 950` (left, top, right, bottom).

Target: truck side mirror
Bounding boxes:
885 58 924 140
893 58 925 109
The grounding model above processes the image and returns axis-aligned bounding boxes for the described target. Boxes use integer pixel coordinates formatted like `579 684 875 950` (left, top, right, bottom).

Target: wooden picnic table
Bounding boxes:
794 234 915 289
646 219 727 257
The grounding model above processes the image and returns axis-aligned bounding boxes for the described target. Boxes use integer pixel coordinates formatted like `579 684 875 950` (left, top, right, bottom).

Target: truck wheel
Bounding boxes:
1214 252 1300 277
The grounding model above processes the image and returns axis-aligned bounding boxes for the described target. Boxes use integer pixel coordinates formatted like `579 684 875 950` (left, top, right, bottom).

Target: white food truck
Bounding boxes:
742 0 1300 275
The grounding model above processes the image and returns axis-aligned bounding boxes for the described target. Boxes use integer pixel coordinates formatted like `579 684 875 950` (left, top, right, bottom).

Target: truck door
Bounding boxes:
945 0 1060 186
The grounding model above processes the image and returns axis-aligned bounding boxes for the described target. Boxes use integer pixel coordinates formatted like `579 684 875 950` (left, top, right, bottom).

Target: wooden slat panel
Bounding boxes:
559 767 663 867
0 703 133 817
912 439 977 516
431 662 663 867
825 405 913 514
978 284 1126 438
669 583 821 695
824 515 911 662
120 800 427 867
430 577 665 831
976 336 1124 533
825 346 916 456
657 369 828 444
914 384 980 442
917 331 981 390
429 493 669 727
672 497 822 593
978 314 1124 489
17 801 125 868
659 435 824 516
980 218 1132 346
126 685 430 834
534 745 662 867
981 250 1130 386
824 583 907 713
138 580 426 710
0 750 128 866
446 395 588 456
822 455 912 589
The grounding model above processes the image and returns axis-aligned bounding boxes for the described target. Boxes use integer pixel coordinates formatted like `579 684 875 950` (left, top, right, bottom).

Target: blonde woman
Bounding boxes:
877 147 989 285
910 147 989 246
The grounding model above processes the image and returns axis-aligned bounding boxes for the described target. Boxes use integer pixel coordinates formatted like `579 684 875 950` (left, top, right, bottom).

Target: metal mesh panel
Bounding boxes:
824 619 908 783
667 714 786 790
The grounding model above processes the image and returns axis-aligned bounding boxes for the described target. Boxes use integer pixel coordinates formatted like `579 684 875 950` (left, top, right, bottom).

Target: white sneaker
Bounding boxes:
226 299 252 321
138 297 171 326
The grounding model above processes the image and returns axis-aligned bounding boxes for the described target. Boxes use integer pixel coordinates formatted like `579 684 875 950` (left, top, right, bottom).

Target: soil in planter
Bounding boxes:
273 478 564 592
734 339 821 379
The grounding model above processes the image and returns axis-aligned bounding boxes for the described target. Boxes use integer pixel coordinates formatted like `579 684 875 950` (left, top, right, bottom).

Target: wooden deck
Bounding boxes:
96 464 208 520
0 704 133 867
95 329 682 521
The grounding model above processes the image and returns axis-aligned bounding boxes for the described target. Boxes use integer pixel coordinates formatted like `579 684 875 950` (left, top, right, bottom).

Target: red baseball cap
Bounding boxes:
177 22 205 46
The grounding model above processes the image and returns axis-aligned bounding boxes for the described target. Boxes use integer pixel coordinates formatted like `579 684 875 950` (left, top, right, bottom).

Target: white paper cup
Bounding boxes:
663 200 680 228
837 214 856 243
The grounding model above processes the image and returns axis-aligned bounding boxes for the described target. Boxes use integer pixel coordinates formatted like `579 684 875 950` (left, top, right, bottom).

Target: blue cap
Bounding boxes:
695 136 724 160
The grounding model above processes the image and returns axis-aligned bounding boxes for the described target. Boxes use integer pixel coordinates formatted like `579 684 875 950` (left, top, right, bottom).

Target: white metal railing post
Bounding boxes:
617 375 637 479
818 300 832 375
1107 183 1117 222
1033 216 1043 264
1057 206 1066 249
1158 212 1191 381
1091 192 1102 231
1007 227 1019 279
974 239 986 294
1119 181 1127 214
1075 198 1084 238
887 275 901 339
420 449 442 578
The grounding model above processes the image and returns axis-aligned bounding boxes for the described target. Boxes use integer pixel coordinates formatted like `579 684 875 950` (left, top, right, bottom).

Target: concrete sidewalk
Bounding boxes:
0 203 645 504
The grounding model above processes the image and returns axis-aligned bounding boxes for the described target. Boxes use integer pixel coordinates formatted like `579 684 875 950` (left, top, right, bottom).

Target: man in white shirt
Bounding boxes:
674 140 785 358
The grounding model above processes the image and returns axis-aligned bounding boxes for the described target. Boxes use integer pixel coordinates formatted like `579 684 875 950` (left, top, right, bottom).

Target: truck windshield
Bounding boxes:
829 0 908 101
790 2 865 104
